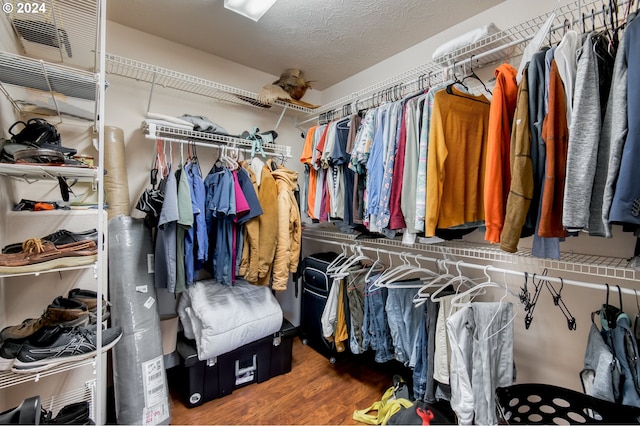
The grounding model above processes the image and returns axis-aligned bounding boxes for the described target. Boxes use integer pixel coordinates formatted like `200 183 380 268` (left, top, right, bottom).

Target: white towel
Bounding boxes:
432 23 501 60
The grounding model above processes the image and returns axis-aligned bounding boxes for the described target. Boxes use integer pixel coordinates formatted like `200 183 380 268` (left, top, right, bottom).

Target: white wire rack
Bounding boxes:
0 162 99 182
0 0 100 70
302 229 639 282
143 123 292 158
0 358 95 390
105 53 316 115
0 51 98 120
303 0 624 124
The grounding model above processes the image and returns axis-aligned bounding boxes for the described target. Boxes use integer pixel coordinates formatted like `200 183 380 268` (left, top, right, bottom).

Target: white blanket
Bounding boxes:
178 279 283 360
432 23 501 61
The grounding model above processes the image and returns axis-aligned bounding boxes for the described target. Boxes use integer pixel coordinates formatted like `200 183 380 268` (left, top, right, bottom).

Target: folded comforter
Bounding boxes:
178 279 283 360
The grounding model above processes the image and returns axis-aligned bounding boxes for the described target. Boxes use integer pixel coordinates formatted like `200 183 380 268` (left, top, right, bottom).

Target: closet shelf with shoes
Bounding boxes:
106 53 317 115
0 358 96 390
143 122 292 158
0 0 108 422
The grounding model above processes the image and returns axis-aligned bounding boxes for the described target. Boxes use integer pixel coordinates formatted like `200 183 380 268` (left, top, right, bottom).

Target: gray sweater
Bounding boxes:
599 32 629 237
563 32 600 232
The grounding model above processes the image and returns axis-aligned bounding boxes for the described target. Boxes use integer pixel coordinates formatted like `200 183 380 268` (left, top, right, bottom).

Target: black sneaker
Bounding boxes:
0 326 65 370
41 401 94 425
11 325 122 373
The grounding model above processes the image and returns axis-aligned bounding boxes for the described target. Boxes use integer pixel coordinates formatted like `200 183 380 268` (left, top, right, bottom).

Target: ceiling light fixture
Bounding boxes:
224 0 278 21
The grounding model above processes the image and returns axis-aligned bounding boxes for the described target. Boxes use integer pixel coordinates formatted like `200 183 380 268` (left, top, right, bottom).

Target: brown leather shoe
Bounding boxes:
0 239 97 273
1 297 89 341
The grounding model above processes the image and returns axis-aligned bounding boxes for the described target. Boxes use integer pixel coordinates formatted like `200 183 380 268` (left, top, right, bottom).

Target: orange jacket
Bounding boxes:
484 64 519 243
539 60 568 238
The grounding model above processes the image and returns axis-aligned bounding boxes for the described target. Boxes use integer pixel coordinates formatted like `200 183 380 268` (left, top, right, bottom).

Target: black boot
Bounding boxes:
0 396 41 425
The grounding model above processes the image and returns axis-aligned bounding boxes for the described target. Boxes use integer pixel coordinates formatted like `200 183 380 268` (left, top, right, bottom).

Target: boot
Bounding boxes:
1 297 88 341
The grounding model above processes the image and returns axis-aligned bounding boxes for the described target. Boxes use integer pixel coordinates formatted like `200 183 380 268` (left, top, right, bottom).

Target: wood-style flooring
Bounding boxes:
168 336 408 425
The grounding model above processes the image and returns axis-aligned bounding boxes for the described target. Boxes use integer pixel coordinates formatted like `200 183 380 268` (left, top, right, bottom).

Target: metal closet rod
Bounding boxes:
303 236 640 297
147 135 291 158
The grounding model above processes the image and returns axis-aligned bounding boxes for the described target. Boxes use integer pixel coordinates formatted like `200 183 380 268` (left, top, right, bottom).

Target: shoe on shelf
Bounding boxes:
0 326 65 371
0 239 98 274
68 289 110 325
41 401 93 425
1 296 89 341
2 229 98 254
0 396 41 425
11 325 123 373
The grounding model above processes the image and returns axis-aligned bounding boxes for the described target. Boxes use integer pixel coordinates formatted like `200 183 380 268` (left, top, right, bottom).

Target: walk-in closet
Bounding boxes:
1 0 640 424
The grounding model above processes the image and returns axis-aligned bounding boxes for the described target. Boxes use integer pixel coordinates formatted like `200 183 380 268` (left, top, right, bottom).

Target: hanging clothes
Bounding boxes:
424 86 490 236
599 31 628 237
538 59 569 239
483 63 519 244
501 66 534 253
155 165 178 291
609 15 640 227
270 160 301 291
446 302 515 425
184 159 208 287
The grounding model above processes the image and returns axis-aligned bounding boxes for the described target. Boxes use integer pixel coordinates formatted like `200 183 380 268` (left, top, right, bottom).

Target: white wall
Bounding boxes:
103 0 640 398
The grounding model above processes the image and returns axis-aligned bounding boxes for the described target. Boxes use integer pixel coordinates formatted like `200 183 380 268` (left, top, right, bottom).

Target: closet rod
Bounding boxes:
302 235 640 297
145 134 290 159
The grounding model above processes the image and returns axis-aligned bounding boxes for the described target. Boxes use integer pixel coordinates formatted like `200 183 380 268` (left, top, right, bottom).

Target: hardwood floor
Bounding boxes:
168 336 409 425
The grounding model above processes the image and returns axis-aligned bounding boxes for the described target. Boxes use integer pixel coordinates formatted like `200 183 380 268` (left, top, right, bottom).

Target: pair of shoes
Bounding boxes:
0 239 97 274
2 229 98 254
0 395 41 424
11 324 123 373
0 326 64 371
67 289 110 325
1 296 89 342
41 401 94 425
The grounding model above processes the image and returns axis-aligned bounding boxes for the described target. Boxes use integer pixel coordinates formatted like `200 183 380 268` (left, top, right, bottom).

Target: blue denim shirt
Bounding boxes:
185 161 208 286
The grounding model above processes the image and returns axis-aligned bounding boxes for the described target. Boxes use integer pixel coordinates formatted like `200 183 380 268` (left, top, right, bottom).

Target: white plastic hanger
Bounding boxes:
482 270 518 341
412 259 457 307
430 260 480 303
326 243 349 275
383 253 438 287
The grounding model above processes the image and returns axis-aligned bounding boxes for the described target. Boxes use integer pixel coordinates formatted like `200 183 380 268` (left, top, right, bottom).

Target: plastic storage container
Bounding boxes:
173 319 297 407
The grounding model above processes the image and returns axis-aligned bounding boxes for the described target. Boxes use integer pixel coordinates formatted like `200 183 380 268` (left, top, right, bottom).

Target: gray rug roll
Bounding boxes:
109 216 171 425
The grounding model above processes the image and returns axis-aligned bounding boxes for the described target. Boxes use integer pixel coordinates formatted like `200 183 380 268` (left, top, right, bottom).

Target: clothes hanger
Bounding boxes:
326 243 350 275
460 55 493 96
524 271 546 329
545 277 577 331
449 265 496 308
370 252 418 288
429 260 479 303
412 259 457 306
482 270 518 341
334 244 371 276
363 248 386 284
383 254 439 288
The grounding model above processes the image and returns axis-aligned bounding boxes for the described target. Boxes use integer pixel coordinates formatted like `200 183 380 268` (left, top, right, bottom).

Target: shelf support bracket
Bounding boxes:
40 60 63 125
147 71 157 114
274 108 287 131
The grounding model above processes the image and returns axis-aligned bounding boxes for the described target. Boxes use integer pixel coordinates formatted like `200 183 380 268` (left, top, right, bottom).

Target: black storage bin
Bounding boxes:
174 319 296 408
270 319 297 377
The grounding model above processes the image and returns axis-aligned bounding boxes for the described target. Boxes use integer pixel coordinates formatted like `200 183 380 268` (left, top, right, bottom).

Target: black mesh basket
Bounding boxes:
496 383 640 424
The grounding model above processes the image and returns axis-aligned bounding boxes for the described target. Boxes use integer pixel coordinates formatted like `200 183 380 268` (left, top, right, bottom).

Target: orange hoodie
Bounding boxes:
484 64 519 243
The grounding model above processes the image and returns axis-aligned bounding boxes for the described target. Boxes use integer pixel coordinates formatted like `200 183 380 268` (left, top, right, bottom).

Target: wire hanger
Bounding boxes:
461 55 493 95
524 270 546 330
545 277 577 331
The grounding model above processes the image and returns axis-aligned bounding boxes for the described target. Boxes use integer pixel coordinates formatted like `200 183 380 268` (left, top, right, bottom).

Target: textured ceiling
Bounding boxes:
107 0 504 90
